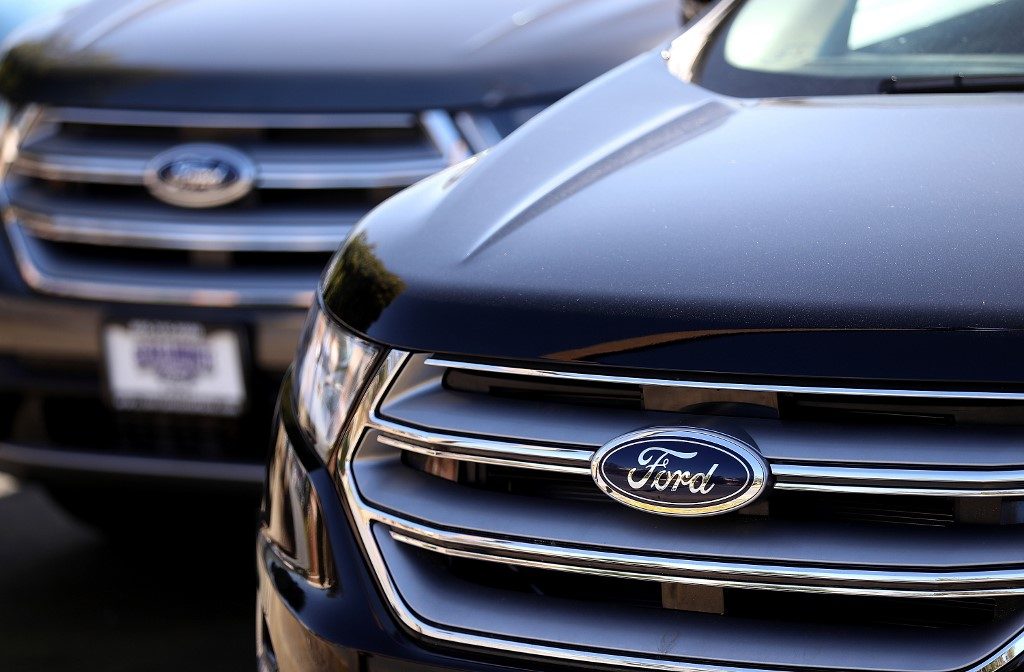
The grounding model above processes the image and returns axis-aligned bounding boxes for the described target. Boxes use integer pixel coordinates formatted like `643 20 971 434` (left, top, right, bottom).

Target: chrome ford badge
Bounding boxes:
591 427 768 516
144 143 255 208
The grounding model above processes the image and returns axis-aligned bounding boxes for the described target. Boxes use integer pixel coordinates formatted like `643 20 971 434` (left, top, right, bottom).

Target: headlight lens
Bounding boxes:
293 306 380 460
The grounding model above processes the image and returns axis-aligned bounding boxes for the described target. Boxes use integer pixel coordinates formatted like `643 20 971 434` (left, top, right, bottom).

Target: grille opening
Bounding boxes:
257 186 401 208
25 177 399 211
422 549 1022 629
56 121 429 147
401 452 1017 527
443 367 1024 426
443 368 642 409
769 491 956 527
40 239 332 272
783 394 1024 426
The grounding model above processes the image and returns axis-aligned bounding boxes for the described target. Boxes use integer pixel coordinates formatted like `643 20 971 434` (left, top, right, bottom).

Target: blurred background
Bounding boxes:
0 0 699 669
1 3 255 668
0 474 254 671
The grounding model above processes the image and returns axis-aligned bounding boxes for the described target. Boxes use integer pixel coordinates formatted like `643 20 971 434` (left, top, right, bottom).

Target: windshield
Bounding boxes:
697 0 1024 97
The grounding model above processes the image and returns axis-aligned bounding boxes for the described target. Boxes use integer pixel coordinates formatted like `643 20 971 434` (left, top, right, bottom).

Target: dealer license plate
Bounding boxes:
103 320 246 416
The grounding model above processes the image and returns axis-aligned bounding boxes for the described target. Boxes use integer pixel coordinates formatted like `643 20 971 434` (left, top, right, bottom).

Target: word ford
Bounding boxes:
591 428 768 517
161 159 235 191
627 446 717 494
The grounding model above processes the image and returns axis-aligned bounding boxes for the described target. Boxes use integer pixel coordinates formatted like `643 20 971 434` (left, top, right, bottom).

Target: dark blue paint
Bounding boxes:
323 52 1024 385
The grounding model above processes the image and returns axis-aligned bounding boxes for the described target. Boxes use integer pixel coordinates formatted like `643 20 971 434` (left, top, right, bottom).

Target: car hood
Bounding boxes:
324 52 1024 385
0 0 679 111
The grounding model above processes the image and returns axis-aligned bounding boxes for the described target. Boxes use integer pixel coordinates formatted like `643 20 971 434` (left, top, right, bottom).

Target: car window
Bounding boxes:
698 0 1024 97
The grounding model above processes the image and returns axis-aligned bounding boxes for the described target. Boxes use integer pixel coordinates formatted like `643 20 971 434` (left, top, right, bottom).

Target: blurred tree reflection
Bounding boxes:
322 232 405 333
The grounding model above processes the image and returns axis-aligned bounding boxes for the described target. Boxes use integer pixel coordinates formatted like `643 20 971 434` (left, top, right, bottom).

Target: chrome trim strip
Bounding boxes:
14 151 145 184
13 205 350 252
427 356 1024 402
256 155 445 189
335 353 1024 672
0 442 264 484
370 418 592 474
383 520 1024 598
372 414 1024 496
13 150 447 190
4 219 315 307
773 464 1024 497
774 481 1024 498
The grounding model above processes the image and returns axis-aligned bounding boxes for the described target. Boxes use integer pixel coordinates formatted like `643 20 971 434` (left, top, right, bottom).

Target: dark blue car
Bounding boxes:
268 2 1024 671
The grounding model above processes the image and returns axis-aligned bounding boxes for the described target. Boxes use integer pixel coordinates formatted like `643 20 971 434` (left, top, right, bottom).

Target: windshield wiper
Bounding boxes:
881 74 1024 94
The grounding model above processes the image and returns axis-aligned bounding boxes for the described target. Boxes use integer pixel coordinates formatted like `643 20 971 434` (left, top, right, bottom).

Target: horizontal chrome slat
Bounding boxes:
13 150 143 184
11 204 353 252
427 357 1024 402
254 155 446 189
13 146 448 190
381 514 1024 597
774 464 1024 497
4 220 316 307
373 421 591 474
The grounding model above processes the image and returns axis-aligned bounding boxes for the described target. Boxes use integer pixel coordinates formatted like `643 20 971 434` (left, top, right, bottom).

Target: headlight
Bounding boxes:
293 305 381 461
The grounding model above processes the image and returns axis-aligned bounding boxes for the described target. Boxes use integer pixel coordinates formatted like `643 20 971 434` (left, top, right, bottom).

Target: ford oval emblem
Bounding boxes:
144 143 255 208
591 427 768 517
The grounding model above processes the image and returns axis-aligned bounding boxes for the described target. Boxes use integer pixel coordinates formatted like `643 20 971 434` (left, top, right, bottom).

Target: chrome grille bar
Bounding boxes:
11 204 350 252
3 218 316 307
381 515 1024 598
427 356 1024 402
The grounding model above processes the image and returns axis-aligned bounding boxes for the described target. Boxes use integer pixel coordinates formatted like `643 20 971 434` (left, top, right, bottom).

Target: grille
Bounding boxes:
336 352 1024 672
1 107 471 306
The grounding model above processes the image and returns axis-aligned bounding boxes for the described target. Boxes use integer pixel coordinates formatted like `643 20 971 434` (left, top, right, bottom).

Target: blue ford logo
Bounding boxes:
144 143 256 209
591 427 768 516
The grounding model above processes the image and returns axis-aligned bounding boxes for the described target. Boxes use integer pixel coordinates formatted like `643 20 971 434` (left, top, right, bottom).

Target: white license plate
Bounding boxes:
103 320 246 417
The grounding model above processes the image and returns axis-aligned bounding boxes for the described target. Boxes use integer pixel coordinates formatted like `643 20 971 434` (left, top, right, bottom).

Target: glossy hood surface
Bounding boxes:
0 0 679 111
324 51 1024 384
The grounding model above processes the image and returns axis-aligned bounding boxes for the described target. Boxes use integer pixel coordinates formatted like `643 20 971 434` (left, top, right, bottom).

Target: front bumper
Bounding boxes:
0 292 304 488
